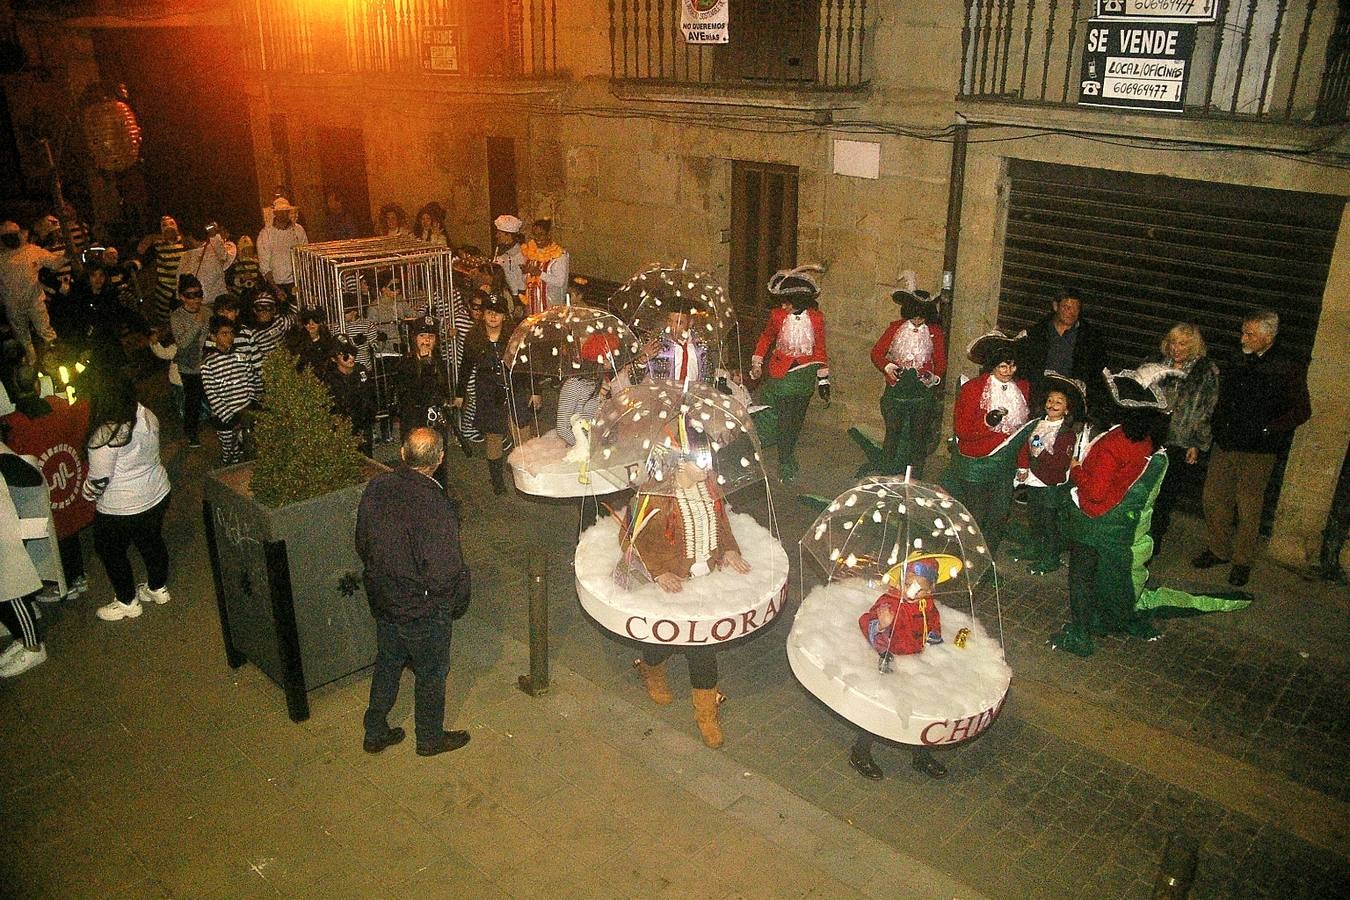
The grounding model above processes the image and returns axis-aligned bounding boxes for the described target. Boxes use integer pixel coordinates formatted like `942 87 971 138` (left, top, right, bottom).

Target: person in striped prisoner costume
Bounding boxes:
203 295 261 379
136 215 189 325
201 317 263 465
247 289 294 363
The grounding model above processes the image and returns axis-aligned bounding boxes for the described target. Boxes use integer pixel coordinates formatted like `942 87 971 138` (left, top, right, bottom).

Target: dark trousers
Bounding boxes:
181 373 205 442
92 495 171 604
958 478 1013 554
364 607 452 747
1152 445 1203 544
0 596 44 649
59 533 85 581
642 645 717 689
1026 485 1065 558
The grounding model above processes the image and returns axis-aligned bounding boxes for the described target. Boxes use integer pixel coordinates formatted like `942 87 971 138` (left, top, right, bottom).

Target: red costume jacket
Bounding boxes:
1 397 94 539
753 307 829 380
1016 421 1078 487
1071 425 1153 517
859 588 942 656
869 320 946 385
953 373 1031 458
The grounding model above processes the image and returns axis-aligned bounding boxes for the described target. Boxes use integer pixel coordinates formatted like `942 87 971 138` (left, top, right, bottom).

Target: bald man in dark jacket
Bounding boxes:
356 427 470 757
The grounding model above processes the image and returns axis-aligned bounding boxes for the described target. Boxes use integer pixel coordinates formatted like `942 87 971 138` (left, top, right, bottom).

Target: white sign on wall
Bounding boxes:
833 139 881 179
681 0 729 44
1094 0 1218 24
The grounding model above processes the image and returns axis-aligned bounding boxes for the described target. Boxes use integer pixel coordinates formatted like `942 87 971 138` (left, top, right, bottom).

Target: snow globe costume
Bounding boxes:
575 381 788 747
856 289 945 478
500 304 636 498
612 261 737 386
789 476 1011 780
750 265 830 483
1010 372 1088 575
939 331 1033 554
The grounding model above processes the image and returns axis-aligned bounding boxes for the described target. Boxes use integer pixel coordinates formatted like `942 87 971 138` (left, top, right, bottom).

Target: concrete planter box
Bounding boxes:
203 459 387 721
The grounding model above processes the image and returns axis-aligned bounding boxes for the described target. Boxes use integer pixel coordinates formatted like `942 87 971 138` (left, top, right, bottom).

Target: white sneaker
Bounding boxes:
0 641 26 667
96 599 143 621
137 584 171 605
0 645 46 677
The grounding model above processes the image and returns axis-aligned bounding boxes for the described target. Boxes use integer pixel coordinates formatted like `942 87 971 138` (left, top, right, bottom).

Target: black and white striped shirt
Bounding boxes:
202 348 263 423
253 315 293 361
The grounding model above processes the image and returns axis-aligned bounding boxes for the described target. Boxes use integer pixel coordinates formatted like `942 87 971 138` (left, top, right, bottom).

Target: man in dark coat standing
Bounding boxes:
356 427 470 757
1193 310 1310 587
1016 288 1107 409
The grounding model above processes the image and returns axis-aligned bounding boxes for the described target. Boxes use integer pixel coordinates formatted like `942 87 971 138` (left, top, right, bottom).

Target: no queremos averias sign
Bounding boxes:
1079 21 1197 113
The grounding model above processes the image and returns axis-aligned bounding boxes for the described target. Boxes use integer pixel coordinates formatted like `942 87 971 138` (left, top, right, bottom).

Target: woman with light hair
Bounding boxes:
1150 322 1220 553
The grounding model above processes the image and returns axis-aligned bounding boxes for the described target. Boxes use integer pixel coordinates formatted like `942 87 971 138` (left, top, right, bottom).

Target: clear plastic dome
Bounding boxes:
610 261 738 379
800 476 994 602
505 305 637 382
587 380 765 498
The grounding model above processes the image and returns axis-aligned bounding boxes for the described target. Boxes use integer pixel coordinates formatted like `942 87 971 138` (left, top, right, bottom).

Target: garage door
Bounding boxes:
997 159 1344 370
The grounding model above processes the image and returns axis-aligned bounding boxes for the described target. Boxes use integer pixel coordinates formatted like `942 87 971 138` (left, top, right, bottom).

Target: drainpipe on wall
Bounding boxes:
939 118 970 375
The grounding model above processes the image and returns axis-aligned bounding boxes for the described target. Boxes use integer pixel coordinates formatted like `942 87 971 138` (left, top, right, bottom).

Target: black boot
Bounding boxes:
912 747 947 779
487 458 507 495
849 734 883 780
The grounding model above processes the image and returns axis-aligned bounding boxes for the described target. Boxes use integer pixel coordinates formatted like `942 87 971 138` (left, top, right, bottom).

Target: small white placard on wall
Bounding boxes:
833 139 881 179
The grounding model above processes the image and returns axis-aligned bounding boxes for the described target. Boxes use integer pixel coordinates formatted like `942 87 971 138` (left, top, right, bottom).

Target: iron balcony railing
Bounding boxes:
610 0 869 90
959 0 1350 124
236 0 559 78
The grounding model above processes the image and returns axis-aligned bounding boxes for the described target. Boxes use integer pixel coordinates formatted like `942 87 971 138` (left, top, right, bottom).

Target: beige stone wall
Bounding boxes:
238 0 1349 568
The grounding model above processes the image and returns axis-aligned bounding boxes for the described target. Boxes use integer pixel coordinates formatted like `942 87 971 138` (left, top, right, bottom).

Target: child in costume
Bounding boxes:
850 552 962 781
940 331 1032 554
859 555 947 659
1013 373 1086 575
201 316 262 465
642 303 710 384
621 427 751 749
867 289 945 477
750 265 830 483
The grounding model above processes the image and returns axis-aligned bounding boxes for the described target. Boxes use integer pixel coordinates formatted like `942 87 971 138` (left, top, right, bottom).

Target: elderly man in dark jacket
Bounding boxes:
356 427 470 757
1193 310 1311 587
1017 288 1108 409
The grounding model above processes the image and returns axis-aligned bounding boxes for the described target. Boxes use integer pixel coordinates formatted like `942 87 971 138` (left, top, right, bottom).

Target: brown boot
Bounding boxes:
633 658 673 705
691 688 725 749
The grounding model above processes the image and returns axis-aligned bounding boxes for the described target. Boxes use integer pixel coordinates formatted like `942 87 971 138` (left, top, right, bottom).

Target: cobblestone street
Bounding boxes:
2 398 1347 897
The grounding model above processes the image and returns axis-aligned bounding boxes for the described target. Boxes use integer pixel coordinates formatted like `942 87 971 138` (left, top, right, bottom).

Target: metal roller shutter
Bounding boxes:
997 159 1343 371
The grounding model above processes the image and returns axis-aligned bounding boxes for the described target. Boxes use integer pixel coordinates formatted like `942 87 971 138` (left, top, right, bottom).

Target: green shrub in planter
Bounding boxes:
249 349 365 506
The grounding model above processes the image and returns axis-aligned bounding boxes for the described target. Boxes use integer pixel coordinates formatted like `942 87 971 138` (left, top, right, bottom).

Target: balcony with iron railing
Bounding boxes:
235 0 560 80
959 0 1349 125
609 0 870 97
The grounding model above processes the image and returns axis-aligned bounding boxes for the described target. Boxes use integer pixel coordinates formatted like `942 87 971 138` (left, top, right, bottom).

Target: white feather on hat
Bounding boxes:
767 264 824 297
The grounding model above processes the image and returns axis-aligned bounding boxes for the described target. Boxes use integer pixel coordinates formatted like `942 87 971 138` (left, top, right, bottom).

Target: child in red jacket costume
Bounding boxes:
750 265 830 483
867 289 945 477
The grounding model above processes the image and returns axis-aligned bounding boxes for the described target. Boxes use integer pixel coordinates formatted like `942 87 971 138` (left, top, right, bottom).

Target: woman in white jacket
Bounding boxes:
83 376 173 621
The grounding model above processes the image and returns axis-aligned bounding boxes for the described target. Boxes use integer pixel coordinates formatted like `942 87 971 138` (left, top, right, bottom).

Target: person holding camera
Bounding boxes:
177 220 236 309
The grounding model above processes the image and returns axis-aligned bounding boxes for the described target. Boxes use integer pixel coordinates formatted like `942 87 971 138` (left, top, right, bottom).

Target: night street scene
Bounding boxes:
1 1 1347 897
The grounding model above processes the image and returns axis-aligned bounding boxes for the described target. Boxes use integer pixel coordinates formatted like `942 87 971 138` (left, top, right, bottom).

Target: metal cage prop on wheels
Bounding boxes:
292 238 463 442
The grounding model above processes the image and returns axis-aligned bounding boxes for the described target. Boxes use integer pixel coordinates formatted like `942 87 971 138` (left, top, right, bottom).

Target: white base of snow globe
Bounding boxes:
787 581 1010 746
507 432 629 498
575 513 788 646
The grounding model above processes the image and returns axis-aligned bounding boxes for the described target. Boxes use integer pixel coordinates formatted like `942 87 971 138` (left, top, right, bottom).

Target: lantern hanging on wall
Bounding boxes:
80 84 142 173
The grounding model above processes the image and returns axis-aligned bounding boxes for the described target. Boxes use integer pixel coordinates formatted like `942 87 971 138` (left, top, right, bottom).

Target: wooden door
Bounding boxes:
316 126 373 237
486 136 518 244
729 161 799 371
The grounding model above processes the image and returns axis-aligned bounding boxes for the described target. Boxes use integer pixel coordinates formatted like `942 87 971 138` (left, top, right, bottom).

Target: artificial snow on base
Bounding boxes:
575 512 789 645
507 431 629 497
787 581 1011 746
